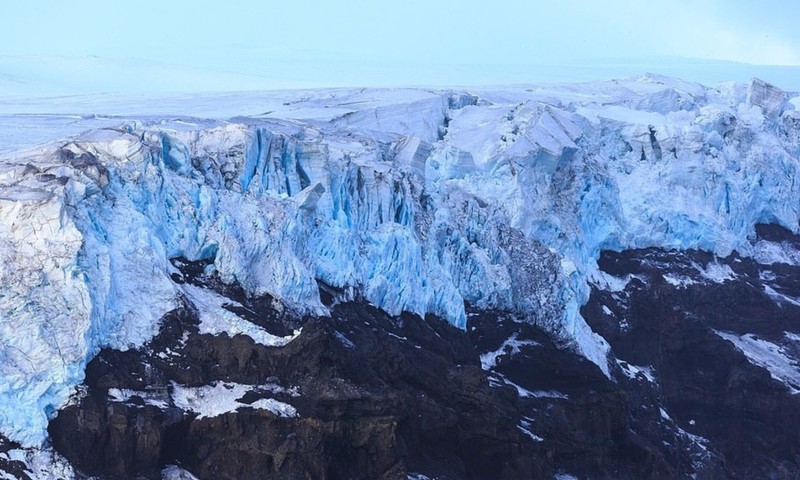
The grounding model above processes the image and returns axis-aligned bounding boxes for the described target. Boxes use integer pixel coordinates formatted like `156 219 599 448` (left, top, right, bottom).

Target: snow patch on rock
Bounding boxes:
480 333 540 370
181 284 301 346
715 330 800 394
161 465 200 480
171 382 298 419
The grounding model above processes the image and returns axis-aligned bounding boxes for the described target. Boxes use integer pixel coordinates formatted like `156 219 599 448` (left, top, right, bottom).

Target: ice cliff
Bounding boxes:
0 75 799 446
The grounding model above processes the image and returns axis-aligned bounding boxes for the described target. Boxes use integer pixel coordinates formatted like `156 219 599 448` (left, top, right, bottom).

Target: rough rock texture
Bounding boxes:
47 247 800 479
469 312 713 479
48 262 539 480
582 224 800 479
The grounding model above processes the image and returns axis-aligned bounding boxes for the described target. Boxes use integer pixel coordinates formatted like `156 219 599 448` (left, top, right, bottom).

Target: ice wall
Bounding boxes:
0 76 799 445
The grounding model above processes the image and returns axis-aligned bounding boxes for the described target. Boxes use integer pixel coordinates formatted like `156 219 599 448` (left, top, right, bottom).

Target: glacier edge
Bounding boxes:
0 76 799 446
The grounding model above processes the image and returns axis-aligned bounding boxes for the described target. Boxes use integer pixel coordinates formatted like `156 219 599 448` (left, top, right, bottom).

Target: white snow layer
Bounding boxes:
715 331 800 394
108 388 169 409
1 76 800 445
616 360 657 383
171 382 298 419
180 284 301 346
480 333 540 370
1 446 76 480
161 465 201 480
752 239 800 266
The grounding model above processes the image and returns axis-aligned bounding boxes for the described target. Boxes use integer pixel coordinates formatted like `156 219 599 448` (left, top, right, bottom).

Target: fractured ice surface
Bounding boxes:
0 75 799 445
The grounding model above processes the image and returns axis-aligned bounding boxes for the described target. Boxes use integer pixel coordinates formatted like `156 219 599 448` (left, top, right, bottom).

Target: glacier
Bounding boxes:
0 75 799 447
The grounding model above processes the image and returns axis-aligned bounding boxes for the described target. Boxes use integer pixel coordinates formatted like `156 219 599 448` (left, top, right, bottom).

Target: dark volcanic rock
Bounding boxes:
49 266 539 479
46 229 800 479
469 311 713 480
583 228 800 479
50 394 178 479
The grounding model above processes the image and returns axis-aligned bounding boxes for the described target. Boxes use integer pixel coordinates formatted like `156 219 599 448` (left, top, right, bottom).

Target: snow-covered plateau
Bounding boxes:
0 74 799 448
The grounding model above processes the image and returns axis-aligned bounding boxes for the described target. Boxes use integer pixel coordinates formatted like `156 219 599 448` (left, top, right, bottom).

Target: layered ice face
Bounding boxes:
0 75 798 446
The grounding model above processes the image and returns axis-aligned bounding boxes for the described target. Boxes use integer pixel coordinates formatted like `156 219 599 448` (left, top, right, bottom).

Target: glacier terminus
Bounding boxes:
0 74 799 479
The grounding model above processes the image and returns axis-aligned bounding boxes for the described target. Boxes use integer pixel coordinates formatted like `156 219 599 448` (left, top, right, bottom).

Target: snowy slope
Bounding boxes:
0 74 799 447
3 54 800 99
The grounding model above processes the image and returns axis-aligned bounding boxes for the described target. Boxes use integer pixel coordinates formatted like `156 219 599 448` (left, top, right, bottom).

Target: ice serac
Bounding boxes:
748 78 787 118
1 76 800 446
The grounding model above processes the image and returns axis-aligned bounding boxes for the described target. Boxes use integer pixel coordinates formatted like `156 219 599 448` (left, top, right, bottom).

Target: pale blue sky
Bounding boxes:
3 0 799 65
2 0 799 94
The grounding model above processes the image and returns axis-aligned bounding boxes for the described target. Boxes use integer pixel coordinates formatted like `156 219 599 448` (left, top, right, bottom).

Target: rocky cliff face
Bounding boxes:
48 259 537 479
40 258 719 479
44 224 800 479
582 225 800 479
